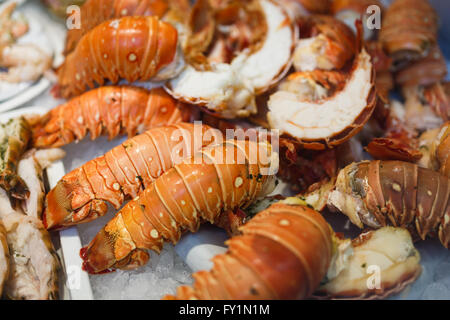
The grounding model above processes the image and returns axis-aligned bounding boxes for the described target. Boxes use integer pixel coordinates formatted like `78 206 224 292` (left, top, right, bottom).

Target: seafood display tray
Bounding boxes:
0 0 449 301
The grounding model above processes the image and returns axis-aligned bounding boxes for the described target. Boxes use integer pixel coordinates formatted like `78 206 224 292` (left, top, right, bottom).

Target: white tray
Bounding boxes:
0 106 94 300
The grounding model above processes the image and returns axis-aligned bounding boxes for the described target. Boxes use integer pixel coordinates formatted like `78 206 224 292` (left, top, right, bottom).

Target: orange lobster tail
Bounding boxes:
347 161 450 248
43 123 217 230
380 0 438 66
81 140 277 273
57 16 178 98
165 202 333 300
64 0 169 55
32 86 186 148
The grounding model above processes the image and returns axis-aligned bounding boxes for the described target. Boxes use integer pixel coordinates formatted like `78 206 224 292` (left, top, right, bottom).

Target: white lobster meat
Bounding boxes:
317 227 421 299
167 0 296 118
268 47 376 149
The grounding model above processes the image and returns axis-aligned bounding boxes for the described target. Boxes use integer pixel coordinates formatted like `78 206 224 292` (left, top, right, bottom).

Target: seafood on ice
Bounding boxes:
81 139 278 273
164 198 421 300
165 200 334 299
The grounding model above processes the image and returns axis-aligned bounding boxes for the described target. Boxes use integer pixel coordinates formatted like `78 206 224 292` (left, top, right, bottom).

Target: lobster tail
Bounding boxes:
329 160 450 248
43 123 218 230
380 0 438 68
165 202 333 300
81 139 278 274
31 86 186 148
57 17 179 98
64 0 169 55
43 179 108 230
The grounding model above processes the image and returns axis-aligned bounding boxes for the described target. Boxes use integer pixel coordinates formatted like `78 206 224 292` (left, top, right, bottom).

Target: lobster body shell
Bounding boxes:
57 16 178 98
330 160 450 248
380 0 438 67
43 123 217 230
165 202 333 300
64 0 169 55
81 140 278 274
31 86 186 148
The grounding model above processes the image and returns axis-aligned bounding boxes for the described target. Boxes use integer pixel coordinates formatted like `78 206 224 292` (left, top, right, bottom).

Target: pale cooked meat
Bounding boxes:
268 48 374 147
18 149 65 219
0 189 59 300
318 227 421 299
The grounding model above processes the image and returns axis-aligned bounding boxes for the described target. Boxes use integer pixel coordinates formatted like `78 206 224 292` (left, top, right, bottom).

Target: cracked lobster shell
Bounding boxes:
268 48 377 150
166 0 297 119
